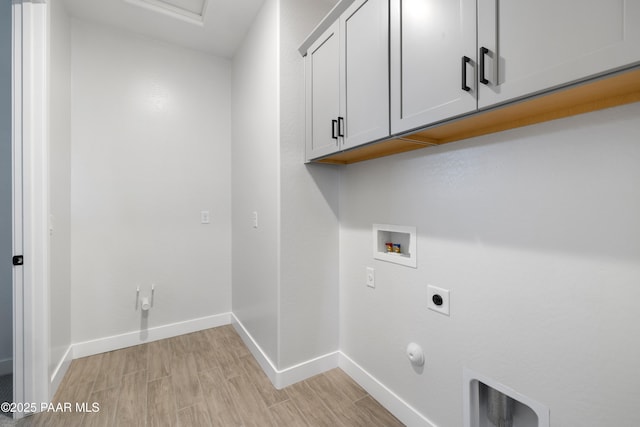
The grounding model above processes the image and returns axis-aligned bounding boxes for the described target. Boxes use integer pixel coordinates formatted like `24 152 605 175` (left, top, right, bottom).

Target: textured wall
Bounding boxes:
231 0 280 364
339 102 640 426
232 0 340 370
49 0 72 379
278 0 340 369
70 20 232 343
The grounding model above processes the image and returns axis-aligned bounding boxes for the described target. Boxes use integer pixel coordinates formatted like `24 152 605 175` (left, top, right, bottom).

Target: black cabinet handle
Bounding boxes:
331 119 338 140
479 47 489 85
338 117 344 137
461 56 471 92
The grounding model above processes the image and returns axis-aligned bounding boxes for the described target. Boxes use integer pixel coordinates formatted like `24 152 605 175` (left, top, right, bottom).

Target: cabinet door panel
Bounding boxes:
340 0 390 150
391 0 477 134
478 0 640 108
305 22 340 161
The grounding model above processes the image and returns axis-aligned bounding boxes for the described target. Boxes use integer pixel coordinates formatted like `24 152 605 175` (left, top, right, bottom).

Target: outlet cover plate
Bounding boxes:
366 267 375 288
427 285 450 316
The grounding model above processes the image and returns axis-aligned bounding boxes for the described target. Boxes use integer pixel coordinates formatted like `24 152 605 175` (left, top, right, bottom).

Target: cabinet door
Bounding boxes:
478 0 640 108
340 0 390 150
305 21 340 161
390 0 477 134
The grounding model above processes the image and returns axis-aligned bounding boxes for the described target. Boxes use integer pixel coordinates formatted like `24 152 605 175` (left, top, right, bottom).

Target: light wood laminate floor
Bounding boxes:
17 325 404 426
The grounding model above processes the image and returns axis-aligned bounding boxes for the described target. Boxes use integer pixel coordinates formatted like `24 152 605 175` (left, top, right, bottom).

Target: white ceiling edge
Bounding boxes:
123 0 207 26
63 0 265 58
153 0 208 16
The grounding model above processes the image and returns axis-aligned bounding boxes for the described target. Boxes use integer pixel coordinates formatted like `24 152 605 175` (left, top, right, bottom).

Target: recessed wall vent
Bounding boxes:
125 0 208 25
463 368 550 427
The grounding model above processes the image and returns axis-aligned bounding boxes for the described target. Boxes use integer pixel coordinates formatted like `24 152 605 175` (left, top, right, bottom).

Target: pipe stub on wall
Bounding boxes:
406 342 425 367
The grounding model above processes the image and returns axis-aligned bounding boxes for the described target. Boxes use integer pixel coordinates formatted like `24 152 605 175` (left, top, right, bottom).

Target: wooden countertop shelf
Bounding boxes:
315 67 640 165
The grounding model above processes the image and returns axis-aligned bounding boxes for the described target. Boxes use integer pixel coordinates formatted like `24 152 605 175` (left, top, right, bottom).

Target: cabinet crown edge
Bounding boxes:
298 0 356 56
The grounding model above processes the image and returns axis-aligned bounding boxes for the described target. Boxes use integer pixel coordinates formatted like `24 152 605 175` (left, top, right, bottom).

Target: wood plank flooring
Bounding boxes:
17 325 404 426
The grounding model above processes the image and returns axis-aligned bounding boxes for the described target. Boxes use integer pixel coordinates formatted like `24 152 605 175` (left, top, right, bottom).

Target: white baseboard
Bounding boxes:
0 358 12 376
73 312 231 359
67 312 434 427
339 352 436 427
50 346 73 399
231 313 339 390
276 351 340 390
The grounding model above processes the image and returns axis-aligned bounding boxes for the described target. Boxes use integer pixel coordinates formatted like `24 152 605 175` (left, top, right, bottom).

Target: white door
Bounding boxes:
11 0 51 416
477 0 640 108
1 0 16 415
11 88 24 421
305 21 341 161
391 0 477 134
10 0 24 415
340 0 390 150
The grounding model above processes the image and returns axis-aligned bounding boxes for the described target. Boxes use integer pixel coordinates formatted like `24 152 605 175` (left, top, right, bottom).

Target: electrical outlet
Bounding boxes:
427 285 450 316
366 267 375 288
201 211 210 224
252 211 258 228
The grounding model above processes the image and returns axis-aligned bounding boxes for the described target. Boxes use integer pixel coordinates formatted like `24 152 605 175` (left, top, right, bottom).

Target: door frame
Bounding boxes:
12 0 50 418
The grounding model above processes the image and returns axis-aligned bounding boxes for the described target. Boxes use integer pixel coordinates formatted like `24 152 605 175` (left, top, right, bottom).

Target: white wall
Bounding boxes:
49 0 72 380
231 0 280 364
278 0 340 368
0 0 12 373
339 103 640 426
232 0 340 371
70 20 232 344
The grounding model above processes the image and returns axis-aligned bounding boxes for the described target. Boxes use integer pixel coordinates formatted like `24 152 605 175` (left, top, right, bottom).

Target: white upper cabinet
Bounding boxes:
340 0 390 150
305 22 341 160
391 0 477 134
392 0 640 134
305 0 389 161
477 0 640 108
303 0 640 163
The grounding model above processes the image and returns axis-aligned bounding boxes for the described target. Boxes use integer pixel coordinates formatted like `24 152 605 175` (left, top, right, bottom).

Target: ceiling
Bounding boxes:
63 0 266 58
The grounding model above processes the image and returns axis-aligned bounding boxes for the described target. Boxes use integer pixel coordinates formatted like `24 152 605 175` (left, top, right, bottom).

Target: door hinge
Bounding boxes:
12 255 23 266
